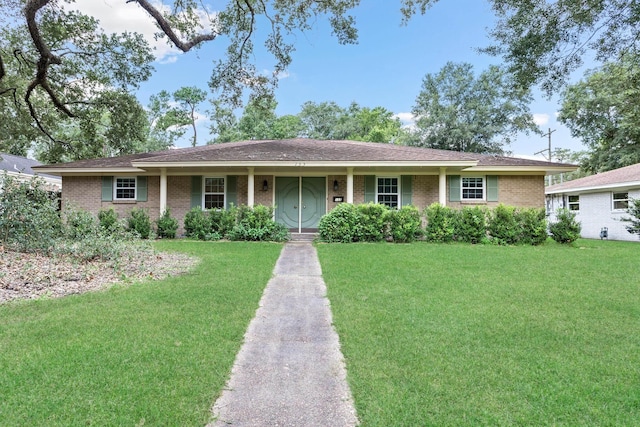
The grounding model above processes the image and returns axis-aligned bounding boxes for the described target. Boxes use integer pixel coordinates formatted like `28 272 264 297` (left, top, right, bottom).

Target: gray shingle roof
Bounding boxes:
0 153 60 180
546 163 640 193
35 139 575 171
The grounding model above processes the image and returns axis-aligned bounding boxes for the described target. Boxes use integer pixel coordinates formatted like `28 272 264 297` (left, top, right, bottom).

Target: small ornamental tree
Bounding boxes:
549 208 582 244
621 198 640 238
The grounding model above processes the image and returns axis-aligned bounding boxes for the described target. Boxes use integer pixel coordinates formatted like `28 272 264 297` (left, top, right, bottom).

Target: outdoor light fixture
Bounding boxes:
333 180 339 191
262 180 268 191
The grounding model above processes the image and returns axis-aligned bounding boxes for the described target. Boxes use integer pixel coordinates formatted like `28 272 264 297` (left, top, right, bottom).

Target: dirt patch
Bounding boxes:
0 249 198 304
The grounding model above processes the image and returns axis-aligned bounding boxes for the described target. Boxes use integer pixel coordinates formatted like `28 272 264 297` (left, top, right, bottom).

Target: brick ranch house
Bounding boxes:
35 139 576 234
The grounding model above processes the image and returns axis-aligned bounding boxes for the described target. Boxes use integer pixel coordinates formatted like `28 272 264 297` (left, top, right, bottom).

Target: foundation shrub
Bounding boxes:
127 208 152 239
549 208 582 244
456 206 487 244
357 202 390 242
98 208 125 235
487 204 520 245
388 205 423 243
424 203 456 243
622 198 640 238
228 205 289 242
184 207 214 240
209 207 236 237
156 208 179 239
517 208 548 245
318 203 362 243
64 208 100 240
0 174 61 253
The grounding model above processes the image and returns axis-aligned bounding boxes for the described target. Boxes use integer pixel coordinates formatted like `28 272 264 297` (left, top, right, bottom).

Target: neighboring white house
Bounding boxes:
546 163 640 241
0 153 62 192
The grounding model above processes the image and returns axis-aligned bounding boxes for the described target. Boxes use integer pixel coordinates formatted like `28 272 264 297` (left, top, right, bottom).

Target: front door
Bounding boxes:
275 177 326 232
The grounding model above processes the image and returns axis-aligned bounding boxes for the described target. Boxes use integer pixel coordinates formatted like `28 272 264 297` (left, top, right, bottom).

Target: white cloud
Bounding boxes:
67 0 217 63
533 113 550 126
395 112 416 128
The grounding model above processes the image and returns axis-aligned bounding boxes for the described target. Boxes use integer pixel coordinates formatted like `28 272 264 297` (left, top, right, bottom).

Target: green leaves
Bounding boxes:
410 62 539 154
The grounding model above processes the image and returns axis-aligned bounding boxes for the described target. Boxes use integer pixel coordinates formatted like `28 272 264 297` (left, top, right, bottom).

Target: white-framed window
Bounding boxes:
204 177 225 209
612 192 629 211
461 177 484 200
377 177 399 208
114 177 136 200
568 195 580 211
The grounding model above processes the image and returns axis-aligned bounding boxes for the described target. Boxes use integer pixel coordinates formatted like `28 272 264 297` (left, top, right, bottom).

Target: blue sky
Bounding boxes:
72 0 584 157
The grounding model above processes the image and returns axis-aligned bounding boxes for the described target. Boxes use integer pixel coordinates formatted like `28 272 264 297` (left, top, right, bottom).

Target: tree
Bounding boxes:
173 87 207 147
558 56 640 173
298 101 345 140
1 0 365 157
146 91 189 151
336 103 402 142
484 0 640 94
409 62 539 154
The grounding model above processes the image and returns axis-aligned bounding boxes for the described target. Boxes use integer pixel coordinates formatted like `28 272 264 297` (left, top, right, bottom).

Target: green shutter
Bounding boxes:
401 175 412 206
364 175 376 203
449 175 461 202
101 176 113 201
226 175 237 208
191 176 202 209
136 176 148 202
486 175 498 202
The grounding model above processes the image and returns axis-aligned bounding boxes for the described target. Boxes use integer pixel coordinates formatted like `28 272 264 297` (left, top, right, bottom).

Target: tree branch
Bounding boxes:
128 0 218 52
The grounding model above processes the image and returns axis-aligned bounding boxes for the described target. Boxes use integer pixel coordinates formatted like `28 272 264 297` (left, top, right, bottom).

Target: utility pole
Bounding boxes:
535 128 556 185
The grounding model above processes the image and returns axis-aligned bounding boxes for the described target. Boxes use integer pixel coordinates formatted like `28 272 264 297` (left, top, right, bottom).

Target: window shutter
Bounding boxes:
364 175 376 203
136 176 148 202
486 175 498 202
101 176 113 201
401 175 412 206
191 176 202 209
449 175 461 202
226 175 237 208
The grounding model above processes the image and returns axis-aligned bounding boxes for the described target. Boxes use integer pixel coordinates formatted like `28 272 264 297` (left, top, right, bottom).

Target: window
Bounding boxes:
461 177 484 200
377 177 398 208
204 177 225 209
612 192 629 211
568 195 579 211
114 177 136 200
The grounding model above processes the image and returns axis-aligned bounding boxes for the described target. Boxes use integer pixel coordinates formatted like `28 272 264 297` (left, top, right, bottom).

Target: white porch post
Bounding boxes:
247 167 255 207
346 167 354 204
439 167 447 206
159 168 167 214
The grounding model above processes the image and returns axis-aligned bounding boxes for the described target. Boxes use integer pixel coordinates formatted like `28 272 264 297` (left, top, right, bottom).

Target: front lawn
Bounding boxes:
318 240 640 426
0 241 283 426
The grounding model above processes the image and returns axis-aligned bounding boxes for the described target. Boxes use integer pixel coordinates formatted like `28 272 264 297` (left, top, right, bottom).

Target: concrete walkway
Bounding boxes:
209 242 359 427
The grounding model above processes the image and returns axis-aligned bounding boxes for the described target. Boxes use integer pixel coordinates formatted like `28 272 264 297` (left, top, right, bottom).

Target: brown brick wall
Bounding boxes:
412 175 439 209
254 175 273 206
446 175 545 209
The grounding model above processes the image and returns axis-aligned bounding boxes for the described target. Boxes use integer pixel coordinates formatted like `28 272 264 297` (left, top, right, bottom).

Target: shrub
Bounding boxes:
184 207 212 240
64 208 99 240
228 205 289 242
156 208 179 239
0 174 61 253
318 203 362 243
127 208 152 239
388 205 423 243
210 206 236 237
622 198 640 238
456 206 487 244
98 208 124 235
549 208 581 244
357 203 390 242
424 203 456 243
487 204 519 245
517 208 548 245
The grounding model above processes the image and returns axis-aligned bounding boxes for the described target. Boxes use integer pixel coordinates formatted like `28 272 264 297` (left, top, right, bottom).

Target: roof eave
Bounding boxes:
465 165 579 174
131 160 480 168
32 167 145 175
546 180 640 195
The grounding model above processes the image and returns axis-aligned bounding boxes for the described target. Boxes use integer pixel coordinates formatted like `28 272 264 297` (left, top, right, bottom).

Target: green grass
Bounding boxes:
0 241 283 426
317 240 640 426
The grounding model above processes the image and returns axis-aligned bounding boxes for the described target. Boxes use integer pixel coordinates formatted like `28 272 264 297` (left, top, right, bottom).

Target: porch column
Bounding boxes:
247 167 255 207
346 167 354 204
160 168 167 213
439 167 447 206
